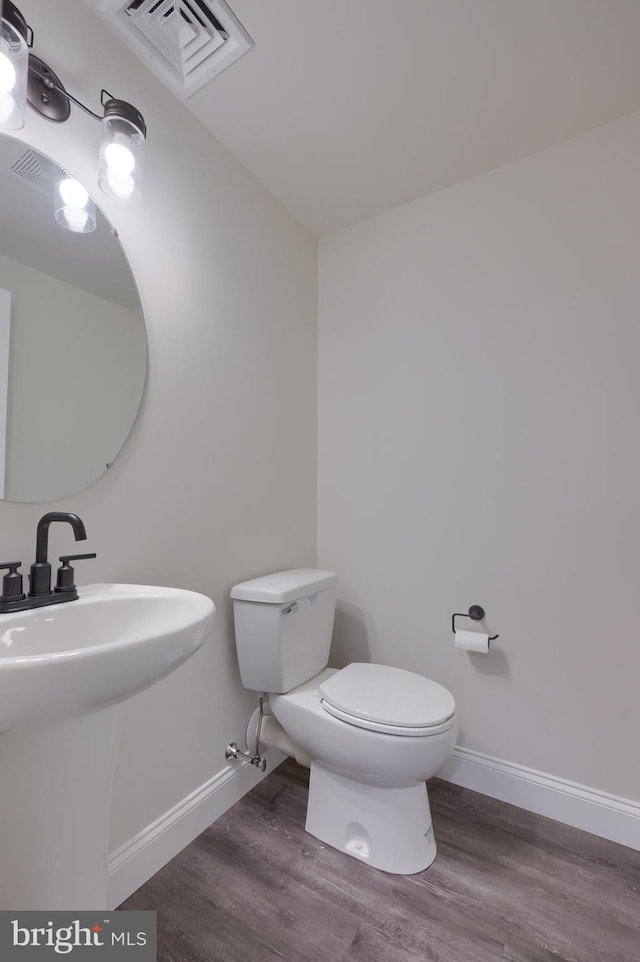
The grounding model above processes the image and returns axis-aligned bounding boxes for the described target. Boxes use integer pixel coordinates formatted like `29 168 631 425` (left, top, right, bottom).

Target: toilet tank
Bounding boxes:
230 569 338 694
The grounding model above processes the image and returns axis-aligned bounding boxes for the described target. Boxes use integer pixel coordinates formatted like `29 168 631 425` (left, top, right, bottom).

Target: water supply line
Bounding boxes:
254 692 265 759
225 692 312 771
225 692 267 772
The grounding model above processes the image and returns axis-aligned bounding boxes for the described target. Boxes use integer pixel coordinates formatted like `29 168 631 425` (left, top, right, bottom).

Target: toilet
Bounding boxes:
230 568 458 874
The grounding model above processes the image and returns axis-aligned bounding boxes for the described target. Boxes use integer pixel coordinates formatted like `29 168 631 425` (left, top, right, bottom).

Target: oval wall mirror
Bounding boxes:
0 132 146 502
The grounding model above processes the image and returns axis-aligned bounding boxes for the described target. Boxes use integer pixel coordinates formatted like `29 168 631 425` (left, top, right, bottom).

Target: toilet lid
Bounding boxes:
319 663 455 730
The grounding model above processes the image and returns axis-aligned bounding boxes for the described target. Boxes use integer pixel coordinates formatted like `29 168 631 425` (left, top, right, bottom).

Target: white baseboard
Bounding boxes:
107 749 285 909
108 743 639 908
439 746 640 852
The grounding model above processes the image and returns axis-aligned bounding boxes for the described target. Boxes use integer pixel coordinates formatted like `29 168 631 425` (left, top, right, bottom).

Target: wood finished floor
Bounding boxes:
120 759 640 962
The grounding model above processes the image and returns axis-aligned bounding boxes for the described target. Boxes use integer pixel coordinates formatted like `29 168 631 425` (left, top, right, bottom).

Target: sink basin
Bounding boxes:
0 583 215 911
0 583 215 730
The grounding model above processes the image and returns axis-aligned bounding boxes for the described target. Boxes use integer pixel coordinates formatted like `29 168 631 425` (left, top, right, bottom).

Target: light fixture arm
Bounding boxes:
52 83 103 122
27 55 146 139
28 57 104 122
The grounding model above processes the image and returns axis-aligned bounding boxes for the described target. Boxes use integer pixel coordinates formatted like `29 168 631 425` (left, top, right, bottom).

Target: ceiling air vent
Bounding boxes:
10 149 58 193
97 0 254 97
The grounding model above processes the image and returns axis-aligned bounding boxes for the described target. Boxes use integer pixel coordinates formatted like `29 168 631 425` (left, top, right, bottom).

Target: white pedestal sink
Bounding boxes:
0 583 215 911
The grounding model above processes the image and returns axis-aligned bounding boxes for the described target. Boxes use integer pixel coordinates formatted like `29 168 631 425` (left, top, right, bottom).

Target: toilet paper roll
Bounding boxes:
454 629 490 653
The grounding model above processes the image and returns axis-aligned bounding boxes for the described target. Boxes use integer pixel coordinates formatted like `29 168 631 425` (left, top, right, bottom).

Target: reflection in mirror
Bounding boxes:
0 133 146 502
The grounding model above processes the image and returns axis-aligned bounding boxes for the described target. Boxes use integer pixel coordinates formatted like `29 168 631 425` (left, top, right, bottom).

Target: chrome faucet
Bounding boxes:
0 512 96 613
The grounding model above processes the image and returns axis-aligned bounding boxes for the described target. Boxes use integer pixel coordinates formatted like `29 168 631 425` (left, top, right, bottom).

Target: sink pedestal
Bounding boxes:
0 704 124 910
0 582 216 910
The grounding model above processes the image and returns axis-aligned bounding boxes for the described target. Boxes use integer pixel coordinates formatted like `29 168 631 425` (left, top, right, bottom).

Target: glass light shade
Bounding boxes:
54 177 96 234
0 1 28 130
98 104 145 204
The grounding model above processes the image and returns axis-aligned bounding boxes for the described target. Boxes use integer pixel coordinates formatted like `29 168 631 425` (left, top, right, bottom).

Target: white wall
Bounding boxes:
318 111 640 804
0 289 9 498
0 254 145 501
1 0 316 852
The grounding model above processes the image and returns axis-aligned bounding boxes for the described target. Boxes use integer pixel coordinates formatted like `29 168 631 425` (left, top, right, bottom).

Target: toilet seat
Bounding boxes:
319 663 456 737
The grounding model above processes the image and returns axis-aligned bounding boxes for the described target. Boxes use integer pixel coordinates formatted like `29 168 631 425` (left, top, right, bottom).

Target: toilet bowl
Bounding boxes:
254 665 458 874
231 569 458 874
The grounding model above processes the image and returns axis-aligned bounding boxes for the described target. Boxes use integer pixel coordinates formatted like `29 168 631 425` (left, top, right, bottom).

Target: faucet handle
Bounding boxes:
55 553 97 593
0 562 25 601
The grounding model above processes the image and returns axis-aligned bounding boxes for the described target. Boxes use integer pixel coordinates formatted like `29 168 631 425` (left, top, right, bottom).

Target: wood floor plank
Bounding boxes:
128 834 360 961
502 931 574 962
342 920 439 962
458 787 640 884
424 790 640 962
119 760 640 962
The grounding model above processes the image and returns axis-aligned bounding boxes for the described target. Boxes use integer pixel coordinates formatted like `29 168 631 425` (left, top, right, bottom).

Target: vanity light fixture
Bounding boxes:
0 1 146 204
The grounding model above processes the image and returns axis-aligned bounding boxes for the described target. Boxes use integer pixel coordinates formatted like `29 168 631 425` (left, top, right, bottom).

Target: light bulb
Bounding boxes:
59 178 89 209
106 170 135 201
104 141 135 177
62 207 89 232
0 52 16 94
54 177 96 233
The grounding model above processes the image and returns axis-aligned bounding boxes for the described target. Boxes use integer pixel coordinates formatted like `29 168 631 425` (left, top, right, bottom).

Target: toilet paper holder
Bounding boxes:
451 606 499 641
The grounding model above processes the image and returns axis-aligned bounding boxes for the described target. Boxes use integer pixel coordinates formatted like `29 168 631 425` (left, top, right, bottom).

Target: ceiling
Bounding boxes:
89 0 640 237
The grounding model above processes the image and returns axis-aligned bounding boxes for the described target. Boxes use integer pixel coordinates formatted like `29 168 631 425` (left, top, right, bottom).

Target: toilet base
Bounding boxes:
305 762 437 874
